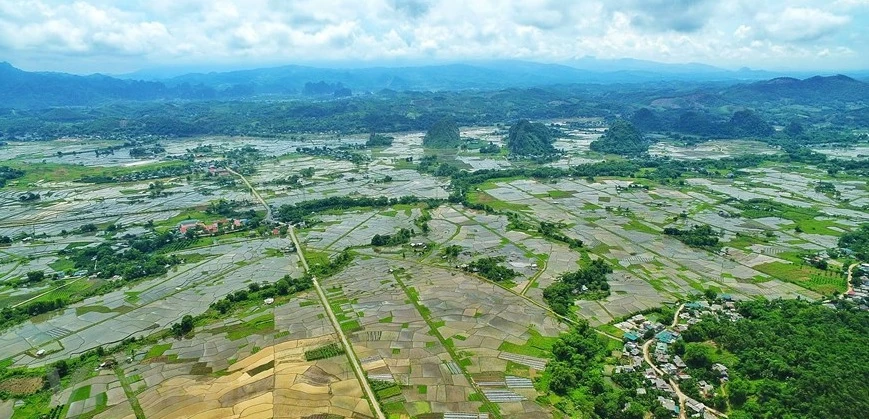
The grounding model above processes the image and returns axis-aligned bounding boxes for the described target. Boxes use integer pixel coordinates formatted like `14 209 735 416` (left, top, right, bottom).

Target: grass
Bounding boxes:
124 291 141 303
31 278 103 305
686 341 739 366
466 191 530 212
378 315 393 323
247 360 275 377
417 384 428 394
10 390 52 419
48 258 75 272
304 249 332 269
145 343 172 359
74 305 113 315
505 360 530 378
3 160 186 187
383 401 408 417
596 323 625 339
497 328 558 358
732 199 842 236
304 343 345 361
375 384 402 399
340 319 361 333
69 384 91 403
726 233 774 250
622 219 659 235
207 313 275 341
533 190 575 199
754 261 846 294
153 210 220 232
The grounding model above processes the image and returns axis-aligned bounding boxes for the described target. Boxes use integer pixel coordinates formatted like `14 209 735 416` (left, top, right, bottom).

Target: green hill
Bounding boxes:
506 120 557 156
423 117 461 149
590 119 648 156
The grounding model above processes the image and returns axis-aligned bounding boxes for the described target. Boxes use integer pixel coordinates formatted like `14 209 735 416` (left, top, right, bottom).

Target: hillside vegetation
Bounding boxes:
682 299 869 419
423 117 461 149
506 120 557 156
590 119 648 156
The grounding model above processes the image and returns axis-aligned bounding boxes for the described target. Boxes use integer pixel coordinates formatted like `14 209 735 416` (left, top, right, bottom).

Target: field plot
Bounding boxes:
41 291 367 418
470 174 846 322
318 257 482 417
0 238 302 367
2 132 867 419
310 246 567 418
133 335 371 419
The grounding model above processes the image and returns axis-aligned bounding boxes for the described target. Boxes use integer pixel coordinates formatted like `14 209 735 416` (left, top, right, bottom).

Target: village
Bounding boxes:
613 297 742 418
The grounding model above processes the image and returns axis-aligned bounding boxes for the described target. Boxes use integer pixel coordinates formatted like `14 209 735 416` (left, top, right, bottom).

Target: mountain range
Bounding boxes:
1 60 867 109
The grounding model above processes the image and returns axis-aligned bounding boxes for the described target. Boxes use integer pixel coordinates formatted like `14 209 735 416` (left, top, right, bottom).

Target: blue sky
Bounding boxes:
0 0 866 74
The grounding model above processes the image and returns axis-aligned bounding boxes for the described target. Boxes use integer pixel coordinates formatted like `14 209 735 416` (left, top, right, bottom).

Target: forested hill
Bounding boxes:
1 60 867 109
0 62 215 108
725 74 869 103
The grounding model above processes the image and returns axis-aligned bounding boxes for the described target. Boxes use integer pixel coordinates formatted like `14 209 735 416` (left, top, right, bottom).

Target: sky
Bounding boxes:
0 0 867 74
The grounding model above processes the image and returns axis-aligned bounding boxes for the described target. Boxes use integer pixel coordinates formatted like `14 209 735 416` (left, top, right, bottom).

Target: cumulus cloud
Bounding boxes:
758 7 851 42
0 0 864 72
618 0 719 33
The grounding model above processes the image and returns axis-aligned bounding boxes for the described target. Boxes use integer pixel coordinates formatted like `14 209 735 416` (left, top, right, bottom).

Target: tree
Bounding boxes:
728 378 751 406
703 288 717 301
26 270 45 283
172 314 195 337
213 299 231 314
785 121 805 137
547 361 577 394
275 280 290 296
683 344 712 368
300 167 316 178
440 244 462 259
366 133 394 147
53 359 69 378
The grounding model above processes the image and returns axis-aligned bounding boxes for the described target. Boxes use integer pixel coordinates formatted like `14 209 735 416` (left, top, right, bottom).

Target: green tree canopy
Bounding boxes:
422 117 461 149
505 119 557 156
590 119 648 156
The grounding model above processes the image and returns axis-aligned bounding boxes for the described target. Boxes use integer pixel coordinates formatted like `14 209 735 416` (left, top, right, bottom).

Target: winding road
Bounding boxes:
642 303 728 419
846 263 858 295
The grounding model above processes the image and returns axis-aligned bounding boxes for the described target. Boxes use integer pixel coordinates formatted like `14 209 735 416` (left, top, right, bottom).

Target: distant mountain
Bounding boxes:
564 57 790 81
160 60 794 93
0 62 216 108
0 60 866 109
725 75 869 103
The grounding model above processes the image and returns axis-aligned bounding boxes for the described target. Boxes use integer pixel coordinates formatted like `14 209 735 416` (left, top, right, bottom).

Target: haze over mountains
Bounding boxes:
1 59 868 109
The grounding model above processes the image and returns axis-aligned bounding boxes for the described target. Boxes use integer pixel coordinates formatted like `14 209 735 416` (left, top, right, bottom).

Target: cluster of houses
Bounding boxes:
614 313 666 341
178 218 248 236
681 298 741 324
842 263 869 310
612 300 744 418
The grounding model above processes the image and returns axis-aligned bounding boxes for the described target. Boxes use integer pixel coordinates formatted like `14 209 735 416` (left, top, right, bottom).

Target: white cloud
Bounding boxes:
0 0 865 72
758 7 850 42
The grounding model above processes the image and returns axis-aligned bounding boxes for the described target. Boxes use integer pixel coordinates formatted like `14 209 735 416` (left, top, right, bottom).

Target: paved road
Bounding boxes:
288 225 386 419
225 166 273 223
227 167 385 419
642 303 728 419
